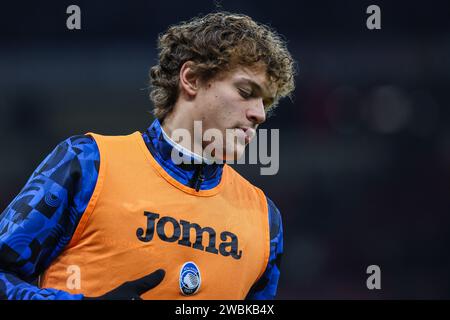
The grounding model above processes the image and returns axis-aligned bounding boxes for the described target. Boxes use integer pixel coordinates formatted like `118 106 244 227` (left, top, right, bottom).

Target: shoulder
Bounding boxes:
66 135 100 165
266 197 282 240
41 134 98 167
65 135 99 157
30 135 100 193
35 135 99 174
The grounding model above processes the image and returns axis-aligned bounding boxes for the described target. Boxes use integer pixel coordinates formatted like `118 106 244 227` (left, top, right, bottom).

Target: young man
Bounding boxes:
0 12 295 300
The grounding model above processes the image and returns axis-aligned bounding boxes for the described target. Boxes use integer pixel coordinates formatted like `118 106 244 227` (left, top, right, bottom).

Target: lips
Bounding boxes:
244 128 256 139
237 127 256 143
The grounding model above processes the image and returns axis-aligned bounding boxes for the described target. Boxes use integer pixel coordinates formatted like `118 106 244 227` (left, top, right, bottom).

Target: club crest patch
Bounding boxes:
179 261 201 296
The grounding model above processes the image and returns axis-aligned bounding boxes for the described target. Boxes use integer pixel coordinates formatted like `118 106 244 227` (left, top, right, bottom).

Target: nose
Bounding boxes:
246 99 266 125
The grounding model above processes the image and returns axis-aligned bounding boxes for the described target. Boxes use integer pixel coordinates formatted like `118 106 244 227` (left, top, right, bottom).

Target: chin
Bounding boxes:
220 144 246 162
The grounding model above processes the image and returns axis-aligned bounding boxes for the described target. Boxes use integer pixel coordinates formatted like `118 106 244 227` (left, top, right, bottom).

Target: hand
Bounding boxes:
83 269 165 300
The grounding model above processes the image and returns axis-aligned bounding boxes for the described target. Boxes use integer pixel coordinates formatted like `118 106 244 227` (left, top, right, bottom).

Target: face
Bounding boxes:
193 65 276 161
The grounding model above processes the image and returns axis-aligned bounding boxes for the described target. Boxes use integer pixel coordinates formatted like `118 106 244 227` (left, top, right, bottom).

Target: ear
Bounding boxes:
179 61 200 98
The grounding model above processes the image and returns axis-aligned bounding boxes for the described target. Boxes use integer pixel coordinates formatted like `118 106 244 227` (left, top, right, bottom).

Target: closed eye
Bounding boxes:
239 88 274 111
238 88 252 99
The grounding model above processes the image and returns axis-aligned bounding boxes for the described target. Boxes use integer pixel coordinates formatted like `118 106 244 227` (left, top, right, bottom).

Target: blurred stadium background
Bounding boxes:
1 0 450 299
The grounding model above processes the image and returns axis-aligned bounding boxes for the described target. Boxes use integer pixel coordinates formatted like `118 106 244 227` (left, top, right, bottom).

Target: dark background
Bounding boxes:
1 0 449 299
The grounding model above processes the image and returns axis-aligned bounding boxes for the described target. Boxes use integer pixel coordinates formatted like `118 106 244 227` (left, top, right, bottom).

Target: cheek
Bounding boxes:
206 95 234 124
200 86 243 129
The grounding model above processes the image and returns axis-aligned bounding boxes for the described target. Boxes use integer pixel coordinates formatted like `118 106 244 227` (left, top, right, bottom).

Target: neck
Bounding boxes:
161 105 205 161
142 118 224 191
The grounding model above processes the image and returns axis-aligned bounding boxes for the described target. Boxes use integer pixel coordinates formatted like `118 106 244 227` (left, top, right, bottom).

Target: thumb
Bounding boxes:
128 269 166 296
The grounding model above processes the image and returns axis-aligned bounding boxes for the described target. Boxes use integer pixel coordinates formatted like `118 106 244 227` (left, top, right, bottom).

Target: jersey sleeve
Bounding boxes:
0 135 99 299
245 197 284 300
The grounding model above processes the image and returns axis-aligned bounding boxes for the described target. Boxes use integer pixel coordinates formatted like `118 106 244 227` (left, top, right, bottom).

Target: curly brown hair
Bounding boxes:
149 12 296 120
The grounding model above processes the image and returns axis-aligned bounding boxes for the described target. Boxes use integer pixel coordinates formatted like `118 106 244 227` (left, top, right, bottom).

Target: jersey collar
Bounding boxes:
142 119 224 191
